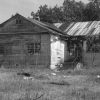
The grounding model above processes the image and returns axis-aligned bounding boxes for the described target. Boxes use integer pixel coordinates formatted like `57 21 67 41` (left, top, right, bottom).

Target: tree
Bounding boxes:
36 5 53 23
31 0 100 23
63 0 85 22
82 0 100 21
52 5 64 22
31 0 85 23
34 5 64 23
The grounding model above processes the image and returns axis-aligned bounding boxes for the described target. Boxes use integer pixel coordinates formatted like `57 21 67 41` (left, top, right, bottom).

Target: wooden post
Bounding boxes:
83 41 87 52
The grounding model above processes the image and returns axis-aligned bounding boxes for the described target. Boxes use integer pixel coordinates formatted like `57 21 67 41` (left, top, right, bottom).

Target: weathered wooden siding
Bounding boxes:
0 34 50 68
0 16 46 33
41 34 50 66
83 52 100 68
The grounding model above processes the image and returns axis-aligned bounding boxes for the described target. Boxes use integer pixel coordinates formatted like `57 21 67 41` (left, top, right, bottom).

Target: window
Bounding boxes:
27 43 41 55
16 19 22 24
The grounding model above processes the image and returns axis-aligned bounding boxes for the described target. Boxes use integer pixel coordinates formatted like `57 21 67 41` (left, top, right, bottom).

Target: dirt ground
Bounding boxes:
0 67 100 100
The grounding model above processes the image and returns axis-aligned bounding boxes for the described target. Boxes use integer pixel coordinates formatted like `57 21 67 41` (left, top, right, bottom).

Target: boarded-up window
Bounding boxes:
27 43 41 54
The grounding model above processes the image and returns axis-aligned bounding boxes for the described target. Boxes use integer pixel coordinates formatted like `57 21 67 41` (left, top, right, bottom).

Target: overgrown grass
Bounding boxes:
0 68 100 100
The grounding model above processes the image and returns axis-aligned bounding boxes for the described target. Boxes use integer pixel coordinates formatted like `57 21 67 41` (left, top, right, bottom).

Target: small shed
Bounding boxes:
0 13 68 69
62 21 100 68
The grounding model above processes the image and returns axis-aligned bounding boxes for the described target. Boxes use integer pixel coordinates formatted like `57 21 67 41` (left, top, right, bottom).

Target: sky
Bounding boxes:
0 0 88 23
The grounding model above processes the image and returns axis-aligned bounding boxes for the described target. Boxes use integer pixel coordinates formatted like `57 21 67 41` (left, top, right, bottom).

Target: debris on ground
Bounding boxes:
47 80 70 86
74 62 83 71
97 75 100 78
23 76 34 80
51 73 56 76
17 72 31 77
63 75 66 78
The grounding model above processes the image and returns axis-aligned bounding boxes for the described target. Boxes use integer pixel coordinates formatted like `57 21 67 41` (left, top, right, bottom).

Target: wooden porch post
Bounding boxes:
83 40 87 52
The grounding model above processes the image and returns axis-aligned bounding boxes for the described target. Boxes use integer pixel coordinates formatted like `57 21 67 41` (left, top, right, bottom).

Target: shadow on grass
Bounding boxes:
46 80 70 86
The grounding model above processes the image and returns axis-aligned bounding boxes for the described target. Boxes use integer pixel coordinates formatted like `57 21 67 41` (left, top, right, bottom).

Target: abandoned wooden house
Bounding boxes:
62 21 100 68
0 13 68 69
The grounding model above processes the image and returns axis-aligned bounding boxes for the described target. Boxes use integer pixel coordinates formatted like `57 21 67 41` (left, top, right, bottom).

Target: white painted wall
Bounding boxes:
50 35 65 70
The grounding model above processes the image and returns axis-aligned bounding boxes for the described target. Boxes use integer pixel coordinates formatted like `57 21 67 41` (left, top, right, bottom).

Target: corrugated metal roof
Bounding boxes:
54 22 71 32
63 21 100 36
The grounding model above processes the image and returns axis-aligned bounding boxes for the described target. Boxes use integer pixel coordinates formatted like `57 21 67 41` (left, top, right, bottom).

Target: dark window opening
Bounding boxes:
16 19 22 24
27 43 41 55
0 45 5 54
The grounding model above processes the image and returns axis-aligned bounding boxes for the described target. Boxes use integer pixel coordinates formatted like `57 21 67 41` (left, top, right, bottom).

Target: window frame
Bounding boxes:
16 19 23 25
27 42 41 55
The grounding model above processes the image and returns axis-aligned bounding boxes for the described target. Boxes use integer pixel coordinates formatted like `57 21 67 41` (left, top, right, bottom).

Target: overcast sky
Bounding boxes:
0 0 88 23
